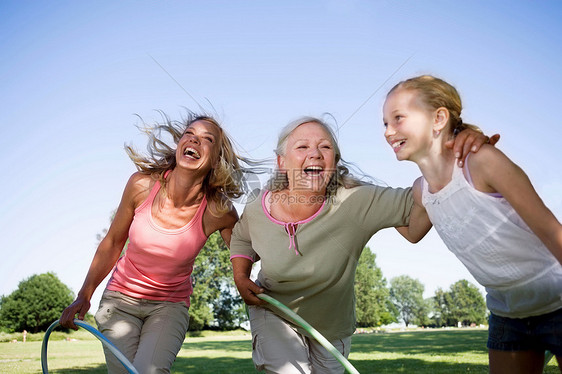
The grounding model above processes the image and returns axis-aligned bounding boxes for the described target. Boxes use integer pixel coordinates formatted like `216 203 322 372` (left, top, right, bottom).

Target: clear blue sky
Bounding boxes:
1 1 561 313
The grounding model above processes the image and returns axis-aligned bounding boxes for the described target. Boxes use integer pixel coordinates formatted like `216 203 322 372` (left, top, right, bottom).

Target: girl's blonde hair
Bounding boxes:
125 111 245 215
388 75 483 136
266 116 366 195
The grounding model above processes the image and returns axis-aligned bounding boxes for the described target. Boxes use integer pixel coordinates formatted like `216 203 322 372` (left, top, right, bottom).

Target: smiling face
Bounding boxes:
176 119 221 174
278 121 337 194
383 88 436 162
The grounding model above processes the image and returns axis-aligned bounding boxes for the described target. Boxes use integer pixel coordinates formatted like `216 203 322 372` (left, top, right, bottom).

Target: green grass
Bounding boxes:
1 328 559 373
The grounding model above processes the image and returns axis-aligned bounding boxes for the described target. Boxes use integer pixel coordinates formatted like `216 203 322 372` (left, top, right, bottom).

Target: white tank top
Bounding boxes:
421 159 562 318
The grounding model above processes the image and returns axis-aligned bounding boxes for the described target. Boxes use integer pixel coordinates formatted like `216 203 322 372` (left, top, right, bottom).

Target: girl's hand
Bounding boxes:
446 131 500 167
60 296 91 330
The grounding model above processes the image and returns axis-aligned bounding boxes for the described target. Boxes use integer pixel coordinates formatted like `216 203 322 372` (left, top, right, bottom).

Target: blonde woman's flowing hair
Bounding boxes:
387 75 483 136
266 116 367 196
125 111 246 215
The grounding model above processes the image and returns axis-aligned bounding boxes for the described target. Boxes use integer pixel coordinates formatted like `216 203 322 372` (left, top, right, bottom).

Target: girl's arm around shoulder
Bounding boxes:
469 145 562 265
395 177 432 243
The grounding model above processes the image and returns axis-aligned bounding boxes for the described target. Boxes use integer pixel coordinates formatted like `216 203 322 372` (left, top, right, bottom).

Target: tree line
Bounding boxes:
0 234 486 333
355 246 487 328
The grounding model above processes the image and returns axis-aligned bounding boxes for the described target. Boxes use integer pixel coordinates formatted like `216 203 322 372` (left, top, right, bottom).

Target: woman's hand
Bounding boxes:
446 130 500 167
231 257 265 305
60 296 91 330
234 276 266 306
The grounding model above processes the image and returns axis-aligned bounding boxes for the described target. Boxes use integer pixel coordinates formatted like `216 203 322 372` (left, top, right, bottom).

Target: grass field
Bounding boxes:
1 328 559 373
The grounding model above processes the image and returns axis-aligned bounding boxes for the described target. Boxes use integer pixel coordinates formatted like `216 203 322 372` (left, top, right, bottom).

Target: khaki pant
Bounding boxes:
95 290 189 374
249 305 352 374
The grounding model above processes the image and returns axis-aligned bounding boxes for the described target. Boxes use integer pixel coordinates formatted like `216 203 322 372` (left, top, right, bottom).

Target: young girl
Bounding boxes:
383 75 562 374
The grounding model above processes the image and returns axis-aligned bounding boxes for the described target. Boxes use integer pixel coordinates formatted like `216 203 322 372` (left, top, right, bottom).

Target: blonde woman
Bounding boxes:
61 112 245 373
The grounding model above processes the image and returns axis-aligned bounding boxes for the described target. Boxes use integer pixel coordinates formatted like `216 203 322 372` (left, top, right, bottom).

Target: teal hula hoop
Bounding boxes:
545 350 554 367
41 319 139 374
257 293 360 374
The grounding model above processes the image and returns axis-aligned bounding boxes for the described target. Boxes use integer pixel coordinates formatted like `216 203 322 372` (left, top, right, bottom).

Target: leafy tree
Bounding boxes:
412 297 433 327
389 275 425 327
431 280 487 326
354 247 396 327
190 232 245 330
0 272 75 333
188 293 213 331
431 287 451 327
447 280 487 326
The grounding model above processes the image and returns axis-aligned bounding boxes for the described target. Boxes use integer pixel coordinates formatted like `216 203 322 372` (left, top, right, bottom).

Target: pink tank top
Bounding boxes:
107 175 208 305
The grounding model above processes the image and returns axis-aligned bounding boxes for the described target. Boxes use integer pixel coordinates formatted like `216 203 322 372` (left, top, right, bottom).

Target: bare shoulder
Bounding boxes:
209 199 239 225
127 171 153 185
124 172 154 208
412 176 424 190
204 198 239 233
466 144 523 193
467 144 510 168
221 206 239 230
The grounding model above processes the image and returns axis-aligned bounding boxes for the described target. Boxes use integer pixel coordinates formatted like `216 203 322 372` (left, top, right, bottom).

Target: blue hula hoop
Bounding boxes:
41 319 139 374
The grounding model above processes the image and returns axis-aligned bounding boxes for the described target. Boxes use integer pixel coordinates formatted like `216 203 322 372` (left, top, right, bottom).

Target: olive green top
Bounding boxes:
231 184 413 341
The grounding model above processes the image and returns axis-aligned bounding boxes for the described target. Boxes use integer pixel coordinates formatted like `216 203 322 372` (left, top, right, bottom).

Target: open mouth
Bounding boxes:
183 147 201 159
391 140 406 151
304 166 324 176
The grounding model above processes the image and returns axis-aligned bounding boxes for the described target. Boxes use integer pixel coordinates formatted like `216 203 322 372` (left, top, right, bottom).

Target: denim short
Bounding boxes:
487 308 562 356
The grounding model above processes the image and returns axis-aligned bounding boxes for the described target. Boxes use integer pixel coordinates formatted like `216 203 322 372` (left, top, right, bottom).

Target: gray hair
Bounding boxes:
267 116 367 195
